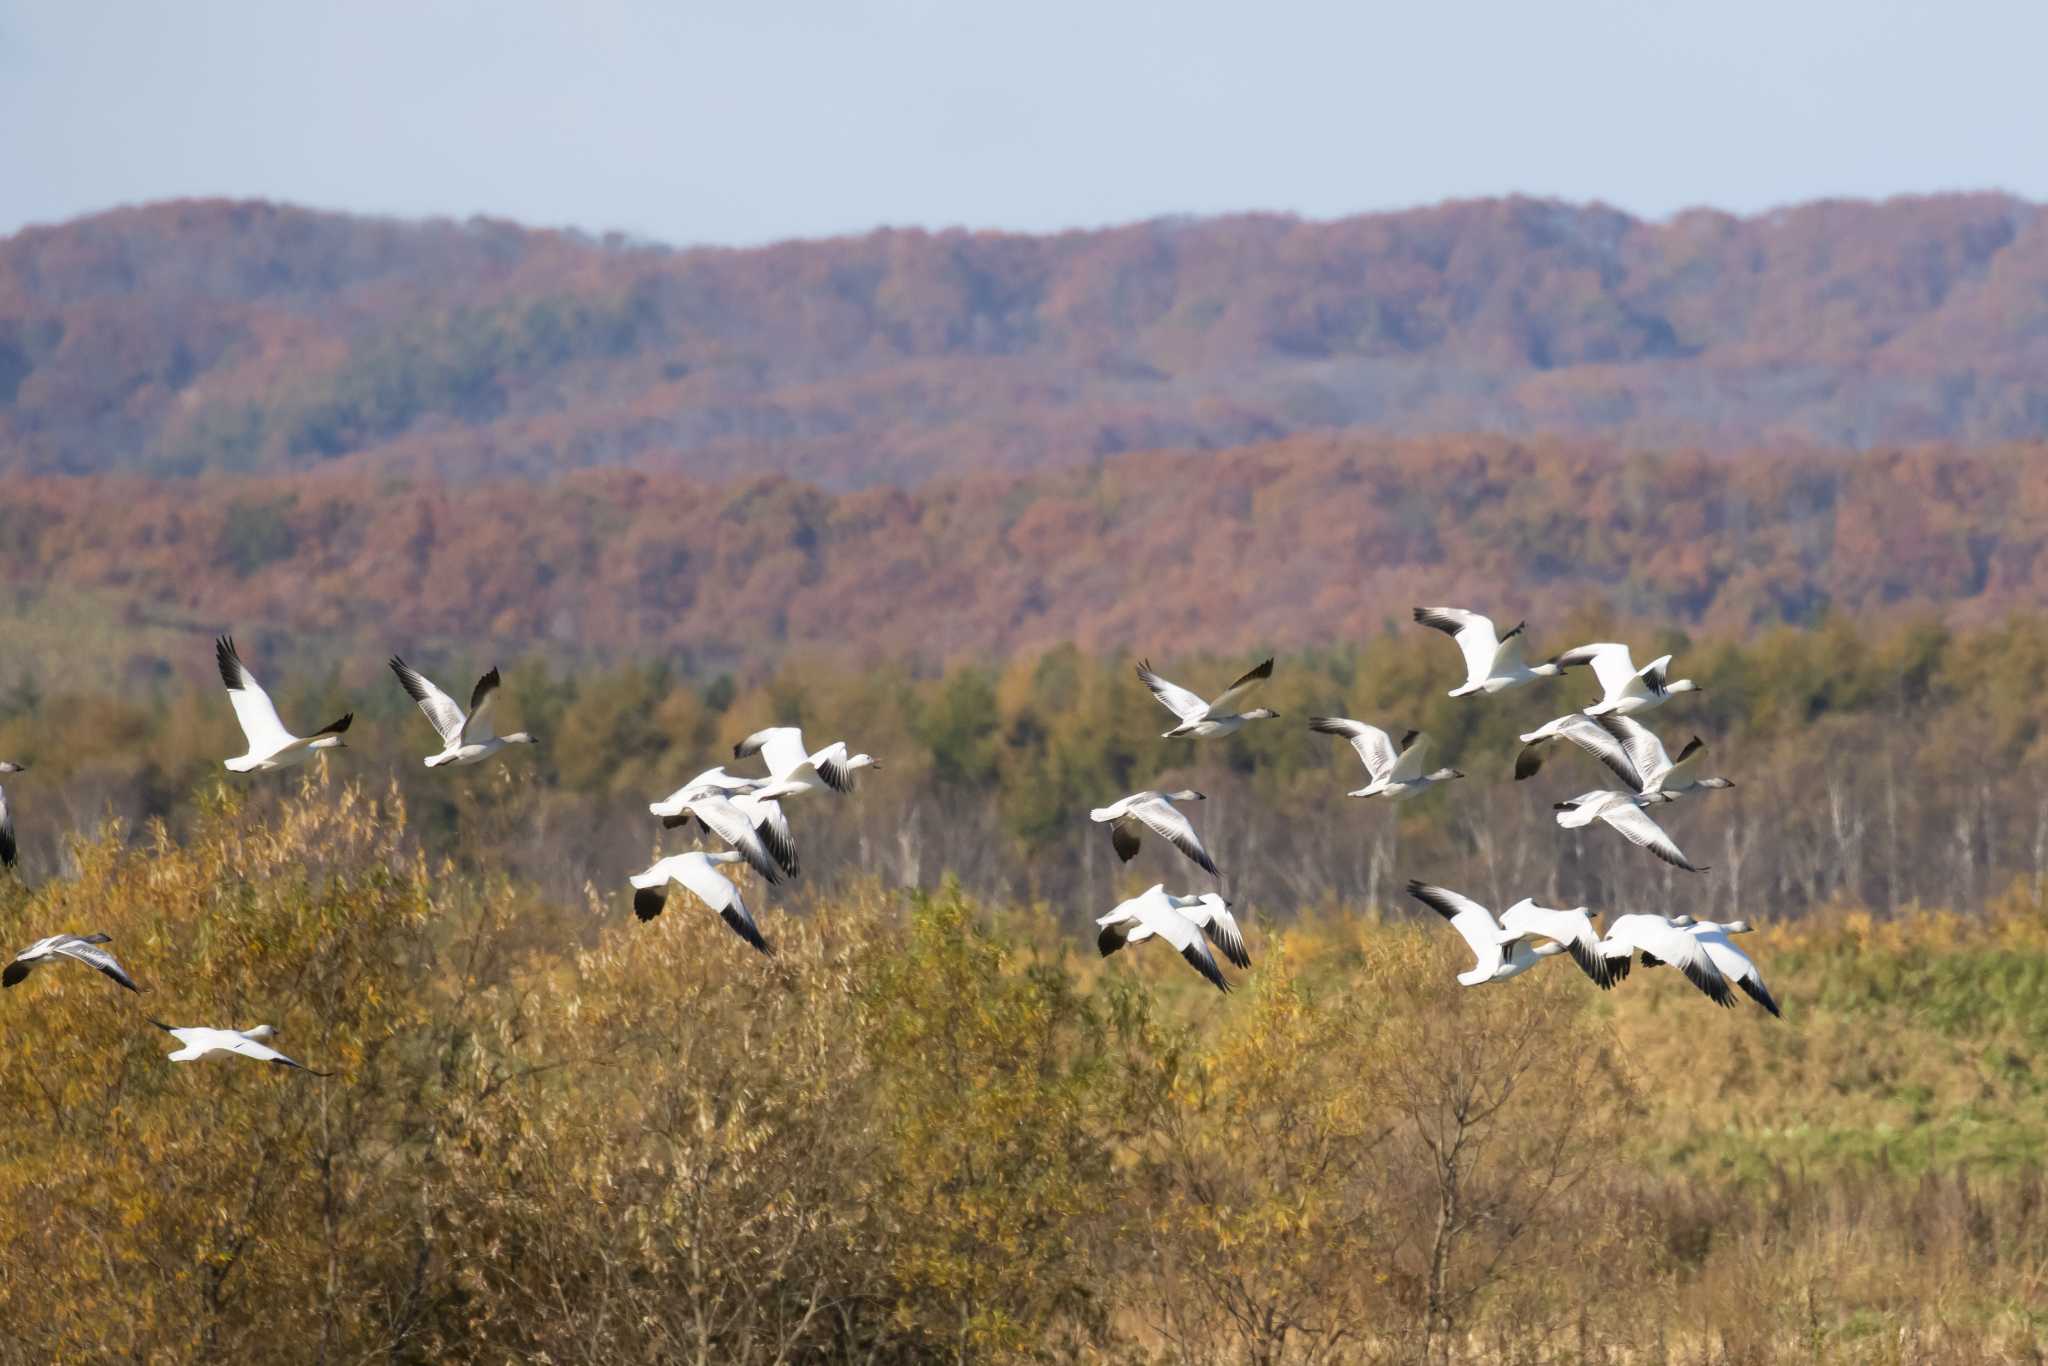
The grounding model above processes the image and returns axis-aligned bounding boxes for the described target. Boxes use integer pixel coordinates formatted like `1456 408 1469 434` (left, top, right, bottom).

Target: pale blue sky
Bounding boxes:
3 0 2044 246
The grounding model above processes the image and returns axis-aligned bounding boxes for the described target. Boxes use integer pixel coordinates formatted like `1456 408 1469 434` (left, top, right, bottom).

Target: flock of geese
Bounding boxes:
1095 608 1774 1014
0 610 1775 1082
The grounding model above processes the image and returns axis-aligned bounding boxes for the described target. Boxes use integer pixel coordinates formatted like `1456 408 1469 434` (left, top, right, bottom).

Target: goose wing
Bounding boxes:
462 668 501 744
1180 892 1250 969
1127 795 1219 878
1414 607 1500 685
1388 730 1433 782
674 854 770 954
1552 642 1638 704
0 785 12 868
1130 892 1231 992
53 937 143 993
1534 714 1648 791
1136 661 1209 722
1204 658 1274 715
687 794 786 885
1407 881 1504 978
1639 655 1673 695
1691 929 1780 1017
1595 799 1708 872
811 740 856 794
231 1037 334 1075
1614 916 1732 1006
1499 903 1615 988
733 792 800 879
1309 717 1398 782
1592 714 1681 790
217 636 296 753
735 727 812 782
389 657 468 748
628 855 688 921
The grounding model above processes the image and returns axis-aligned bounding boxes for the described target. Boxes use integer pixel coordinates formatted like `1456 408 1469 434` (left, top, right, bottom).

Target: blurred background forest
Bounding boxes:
7 192 2048 1361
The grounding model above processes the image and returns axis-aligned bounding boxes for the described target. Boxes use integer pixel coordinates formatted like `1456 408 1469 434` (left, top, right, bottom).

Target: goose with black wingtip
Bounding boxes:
389 658 537 768
1310 718 1465 800
1135 658 1280 739
1413 607 1564 696
215 636 352 773
1090 789 1220 878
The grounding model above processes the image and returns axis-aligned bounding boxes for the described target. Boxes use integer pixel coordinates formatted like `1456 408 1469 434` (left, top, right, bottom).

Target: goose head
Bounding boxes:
1241 708 1281 721
239 1025 278 1040
504 731 540 745
1695 776 1734 790
1666 678 1702 695
1169 789 1206 802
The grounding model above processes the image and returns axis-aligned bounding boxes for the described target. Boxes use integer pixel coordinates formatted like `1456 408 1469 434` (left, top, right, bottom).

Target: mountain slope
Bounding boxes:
3 194 2048 485
3 434 2043 677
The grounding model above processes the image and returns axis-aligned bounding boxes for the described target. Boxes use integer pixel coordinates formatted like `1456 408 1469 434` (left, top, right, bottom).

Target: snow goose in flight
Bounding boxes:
733 726 870 796
670 791 787 885
1595 914 1733 1006
4 933 144 993
1493 900 1622 988
1310 719 1464 800
151 1021 333 1074
1667 918 1779 1017
1520 644 1699 745
1095 884 1236 991
1516 714 1733 799
1553 789 1708 872
648 771 798 878
1412 608 1564 696
1136 658 1279 739
1089 789 1219 877
628 850 770 953
730 789 801 880
650 767 761 827
1406 881 1565 986
216 636 352 773
389 658 537 767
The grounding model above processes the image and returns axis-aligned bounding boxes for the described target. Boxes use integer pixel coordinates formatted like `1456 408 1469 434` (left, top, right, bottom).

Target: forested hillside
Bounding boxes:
4 193 2048 484
2 436 2044 677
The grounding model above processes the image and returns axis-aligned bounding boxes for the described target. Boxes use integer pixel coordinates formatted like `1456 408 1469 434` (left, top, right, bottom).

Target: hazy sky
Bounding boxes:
4 0 2045 247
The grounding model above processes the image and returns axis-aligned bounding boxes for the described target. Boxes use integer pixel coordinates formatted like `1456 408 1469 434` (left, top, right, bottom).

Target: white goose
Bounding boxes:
1493 899 1621 988
1136 658 1280 739
216 636 352 773
4 933 144 993
1520 643 1699 744
1594 913 1734 1006
1413 607 1564 696
1310 719 1465 800
669 791 788 885
628 850 770 953
389 658 537 767
1407 881 1565 986
730 789 801 880
650 767 760 826
1554 789 1707 872
1089 790 1219 877
1515 714 1733 799
1095 884 1239 991
1669 917 1779 1017
733 726 873 796
151 1021 333 1074
0 760 21 869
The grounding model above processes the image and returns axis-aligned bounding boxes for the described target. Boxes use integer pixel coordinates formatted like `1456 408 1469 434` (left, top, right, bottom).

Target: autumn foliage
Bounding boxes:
6 194 2048 484
2 780 2047 1360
